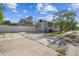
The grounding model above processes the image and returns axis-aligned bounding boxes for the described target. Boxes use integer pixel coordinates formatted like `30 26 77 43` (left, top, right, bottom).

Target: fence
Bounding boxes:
0 25 36 33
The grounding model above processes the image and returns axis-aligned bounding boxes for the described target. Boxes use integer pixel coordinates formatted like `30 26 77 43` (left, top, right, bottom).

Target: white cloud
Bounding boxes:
30 5 33 8
4 18 14 23
36 3 58 14
6 3 18 13
33 16 35 18
4 17 18 23
36 3 43 11
39 12 47 14
12 9 17 13
23 10 27 13
37 14 53 22
7 3 17 9
71 3 79 10
68 7 72 10
44 15 53 21
17 15 22 17
45 5 58 12
4 17 10 20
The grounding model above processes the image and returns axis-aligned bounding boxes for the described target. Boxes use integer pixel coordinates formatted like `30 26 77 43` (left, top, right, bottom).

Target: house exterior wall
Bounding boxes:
35 21 49 33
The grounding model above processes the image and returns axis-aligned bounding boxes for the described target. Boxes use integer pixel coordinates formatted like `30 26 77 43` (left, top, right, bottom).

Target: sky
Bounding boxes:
1 3 79 24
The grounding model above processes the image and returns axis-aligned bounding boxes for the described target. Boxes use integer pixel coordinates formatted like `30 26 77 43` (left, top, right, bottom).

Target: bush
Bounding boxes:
56 49 66 56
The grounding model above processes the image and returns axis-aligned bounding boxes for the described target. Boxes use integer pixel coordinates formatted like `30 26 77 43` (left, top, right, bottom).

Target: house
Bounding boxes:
35 19 60 33
35 19 49 32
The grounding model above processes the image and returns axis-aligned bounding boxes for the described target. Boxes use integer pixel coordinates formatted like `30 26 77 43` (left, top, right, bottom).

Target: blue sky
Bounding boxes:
1 3 79 24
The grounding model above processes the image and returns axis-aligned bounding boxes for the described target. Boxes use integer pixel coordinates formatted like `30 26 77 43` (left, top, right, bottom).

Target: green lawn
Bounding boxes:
48 31 63 35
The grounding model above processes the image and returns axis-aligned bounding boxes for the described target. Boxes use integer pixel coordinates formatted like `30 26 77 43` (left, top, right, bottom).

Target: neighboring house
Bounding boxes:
35 19 49 32
35 19 60 33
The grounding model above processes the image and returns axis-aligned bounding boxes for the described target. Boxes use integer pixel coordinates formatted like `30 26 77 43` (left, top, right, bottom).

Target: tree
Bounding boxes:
0 5 4 24
53 10 77 31
25 16 33 25
18 16 33 26
2 20 12 25
48 22 53 27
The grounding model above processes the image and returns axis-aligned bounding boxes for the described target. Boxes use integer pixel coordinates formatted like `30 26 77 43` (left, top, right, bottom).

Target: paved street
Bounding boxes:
0 33 57 56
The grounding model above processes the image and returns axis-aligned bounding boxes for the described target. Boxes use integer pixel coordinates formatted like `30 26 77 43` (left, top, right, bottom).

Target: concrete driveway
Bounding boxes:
0 33 57 56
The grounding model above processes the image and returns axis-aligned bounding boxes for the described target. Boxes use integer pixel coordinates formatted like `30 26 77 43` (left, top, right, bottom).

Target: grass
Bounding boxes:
0 33 5 35
0 33 5 38
48 31 63 35
56 49 66 56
